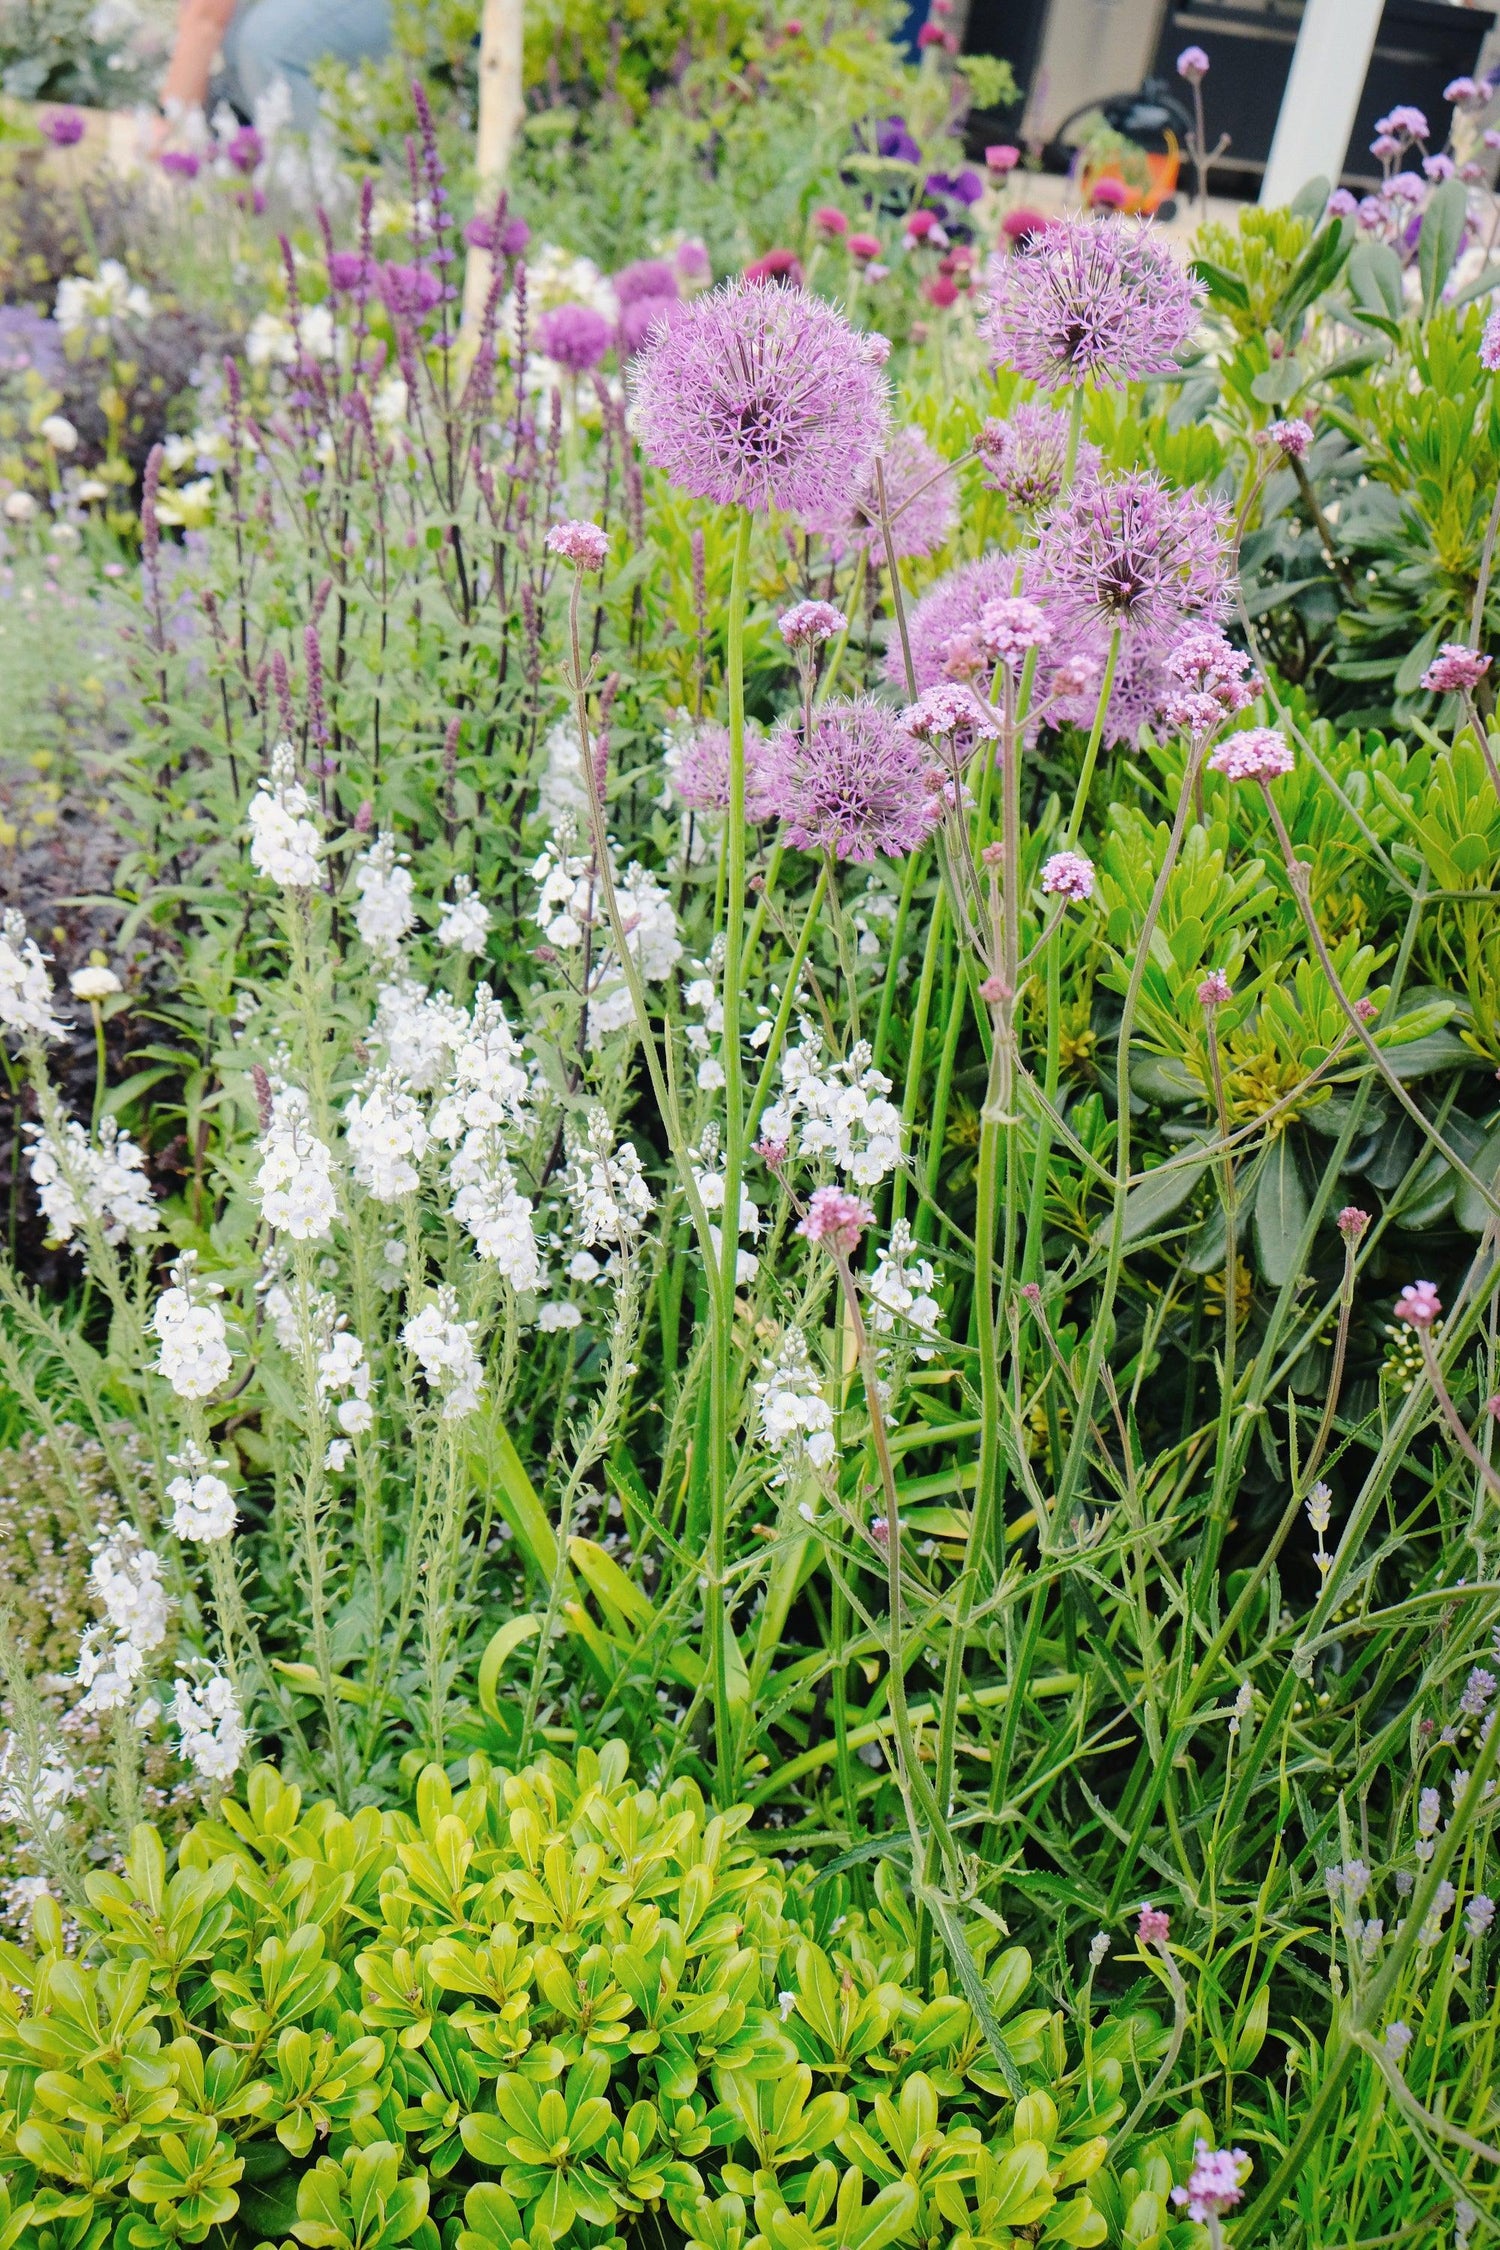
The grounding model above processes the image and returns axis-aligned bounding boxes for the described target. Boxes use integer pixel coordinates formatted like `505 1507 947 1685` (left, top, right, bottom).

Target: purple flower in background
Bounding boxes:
1446 76 1481 104
1171 2145 1248 2225
0 308 64 382
545 518 609 569
1327 189 1358 218
808 425 954 559
876 115 923 165
42 109 86 147
629 279 889 518
977 401 1100 513
1424 152 1456 181
1482 306 1500 370
465 211 530 256
1176 44 1209 81
1370 133 1401 162
674 238 712 292
1423 642 1491 692
799 1185 874 1254
328 251 376 294
980 216 1201 390
1376 104 1429 142
617 295 681 356
1383 171 1427 204
1137 1905 1171 1944
670 721 780 820
1265 416 1313 460
537 302 612 371
614 258 678 305
379 262 443 321
897 553 1020 690
767 694 939 861
160 149 201 179
225 125 263 173
1035 471 1229 643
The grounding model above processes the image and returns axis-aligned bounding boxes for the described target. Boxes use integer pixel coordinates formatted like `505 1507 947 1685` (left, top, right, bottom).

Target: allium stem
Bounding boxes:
1418 1327 1500 1502
875 456 917 700
1200 1006 1238 1577
1064 627 1119 847
1471 473 1500 646
746 864 829 1141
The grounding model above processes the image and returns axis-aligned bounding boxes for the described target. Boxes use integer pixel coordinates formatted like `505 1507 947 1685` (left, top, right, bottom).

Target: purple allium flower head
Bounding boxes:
225 125 264 172
1327 188 1358 218
1041 850 1096 902
618 295 681 357
1197 969 1233 1006
674 237 712 291
1171 2144 1248 2224
466 211 531 256
898 554 1021 690
1376 105 1429 141
614 258 678 306
901 683 1004 753
979 596 1052 665
328 250 376 294
1208 726 1293 780
630 279 889 519
799 1185 874 1254
1267 416 1314 460
669 721 779 820
537 302 611 371
807 425 955 560
379 262 443 321
1482 308 1500 372
42 108 86 147
1176 44 1210 81
779 599 847 648
545 518 609 570
1035 471 1230 644
980 216 1201 390
1137 1905 1171 1945
1337 1204 1370 1242
1423 642 1491 692
976 400 1100 513
767 694 939 861
1395 1279 1442 1328
160 149 201 178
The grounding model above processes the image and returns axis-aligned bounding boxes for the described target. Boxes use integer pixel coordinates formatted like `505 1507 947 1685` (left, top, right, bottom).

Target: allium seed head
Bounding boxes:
1207 726 1294 781
630 278 889 518
545 519 609 570
980 215 1202 390
767 695 940 862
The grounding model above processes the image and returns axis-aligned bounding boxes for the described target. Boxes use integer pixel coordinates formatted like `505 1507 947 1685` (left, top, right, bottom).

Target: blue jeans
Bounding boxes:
221 0 392 131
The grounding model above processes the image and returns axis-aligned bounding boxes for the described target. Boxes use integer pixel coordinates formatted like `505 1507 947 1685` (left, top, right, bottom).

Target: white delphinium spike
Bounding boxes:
371 979 467 1090
451 1153 540 1289
760 1021 903 1187
248 741 323 890
75 1524 169 1712
429 986 531 1139
755 1328 835 1482
563 1110 653 1247
344 1070 429 1201
172 1670 247 1782
26 1113 156 1249
437 873 491 954
402 1285 485 1419
153 1252 233 1398
867 1223 943 1359
257 1085 338 1240
0 912 66 1043
316 1325 375 1433
353 829 415 956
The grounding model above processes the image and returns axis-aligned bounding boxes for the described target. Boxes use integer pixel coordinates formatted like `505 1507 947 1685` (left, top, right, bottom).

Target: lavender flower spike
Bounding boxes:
768 694 940 862
630 278 889 518
980 215 1202 391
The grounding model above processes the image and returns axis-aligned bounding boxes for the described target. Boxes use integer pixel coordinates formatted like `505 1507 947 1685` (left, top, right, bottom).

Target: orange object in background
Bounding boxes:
1078 133 1182 214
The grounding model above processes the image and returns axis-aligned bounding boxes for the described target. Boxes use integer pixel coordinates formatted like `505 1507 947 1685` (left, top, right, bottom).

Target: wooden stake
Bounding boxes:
461 0 525 342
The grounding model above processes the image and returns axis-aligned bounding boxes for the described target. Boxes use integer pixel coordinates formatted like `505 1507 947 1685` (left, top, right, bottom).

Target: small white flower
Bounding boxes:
168 1470 237 1542
403 1286 485 1418
354 830 416 957
0 911 65 1040
3 492 35 523
173 1670 247 1782
69 963 122 1000
248 742 322 890
538 1301 582 1332
437 875 491 955
153 1253 233 1398
258 1086 338 1241
39 415 78 453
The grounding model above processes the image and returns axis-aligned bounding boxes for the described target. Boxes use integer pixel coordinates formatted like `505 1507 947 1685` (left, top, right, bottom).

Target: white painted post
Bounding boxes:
461 0 526 342
1260 0 1383 208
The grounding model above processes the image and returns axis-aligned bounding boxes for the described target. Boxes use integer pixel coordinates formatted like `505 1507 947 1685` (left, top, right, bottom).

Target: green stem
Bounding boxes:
1064 626 1119 847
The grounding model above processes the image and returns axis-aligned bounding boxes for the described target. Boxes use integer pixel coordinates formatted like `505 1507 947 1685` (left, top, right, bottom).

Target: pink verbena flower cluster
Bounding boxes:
980 216 1202 391
798 1185 873 1253
1422 642 1491 694
545 519 609 570
779 600 847 649
1171 2143 1248 2224
1040 850 1095 902
1394 1280 1441 1328
1207 727 1293 781
1162 623 1258 739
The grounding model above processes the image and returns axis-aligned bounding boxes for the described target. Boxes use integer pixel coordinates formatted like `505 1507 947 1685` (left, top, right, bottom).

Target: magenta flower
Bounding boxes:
378 262 443 321
160 149 201 179
1137 1905 1171 1945
42 108 86 147
898 554 1021 690
798 1185 874 1254
669 721 779 821
980 216 1201 391
901 683 1004 754
979 596 1052 665
545 519 609 570
328 251 376 294
1035 472 1230 645
630 278 889 518
1267 417 1313 460
613 258 678 305
225 125 264 173
1423 642 1491 693
1171 2144 1248 2225
779 600 847 647
1395 1280 1441 1328
1176 44 1210 81
1337 1205 1371 1242
1040 850 1095 902
674 238 712 290
985 144 1020 172
767 695 939 861
537 302 611 372
466 212 530 256
1197 969 1233 1006
618 295 681 357
1208 726 1294 781
977 400 1099 514
809 425 955 560
744 247 805 287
